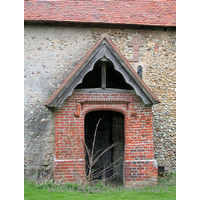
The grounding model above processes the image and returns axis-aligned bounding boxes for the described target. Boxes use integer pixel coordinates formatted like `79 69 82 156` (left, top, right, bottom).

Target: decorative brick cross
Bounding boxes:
128 34 144 62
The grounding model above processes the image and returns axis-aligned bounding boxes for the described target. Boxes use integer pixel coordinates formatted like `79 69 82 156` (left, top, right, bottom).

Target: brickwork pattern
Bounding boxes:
54 92 158 186
24 26 176 181
92 28 176 170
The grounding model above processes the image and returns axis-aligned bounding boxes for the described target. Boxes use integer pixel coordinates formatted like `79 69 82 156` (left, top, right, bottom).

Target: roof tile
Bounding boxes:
24 0 176 27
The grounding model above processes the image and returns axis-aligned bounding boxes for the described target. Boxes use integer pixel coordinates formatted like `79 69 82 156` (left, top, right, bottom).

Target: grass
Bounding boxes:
24 177 176 200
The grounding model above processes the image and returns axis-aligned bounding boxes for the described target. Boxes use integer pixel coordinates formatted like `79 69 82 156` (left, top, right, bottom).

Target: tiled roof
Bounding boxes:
24 0 176 27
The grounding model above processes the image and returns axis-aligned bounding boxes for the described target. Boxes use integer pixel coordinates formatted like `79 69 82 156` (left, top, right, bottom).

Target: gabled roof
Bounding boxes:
45 36 160 108
24 0 176 27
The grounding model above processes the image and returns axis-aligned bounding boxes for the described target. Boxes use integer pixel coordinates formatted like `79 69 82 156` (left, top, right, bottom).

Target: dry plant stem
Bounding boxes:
87 118 102 183
92 142 117 166
91 157 122 179
85 118 121 185
58 118 123 185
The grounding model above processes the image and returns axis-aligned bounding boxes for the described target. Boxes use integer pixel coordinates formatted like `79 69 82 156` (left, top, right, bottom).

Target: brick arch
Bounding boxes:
81 105 130 118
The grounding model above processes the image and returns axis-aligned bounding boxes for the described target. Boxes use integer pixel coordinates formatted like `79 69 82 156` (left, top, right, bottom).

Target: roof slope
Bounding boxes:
24 0 176 27
45 36 160 108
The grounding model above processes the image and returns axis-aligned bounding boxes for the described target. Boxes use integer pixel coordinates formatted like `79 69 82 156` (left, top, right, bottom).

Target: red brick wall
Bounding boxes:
54 92 158 186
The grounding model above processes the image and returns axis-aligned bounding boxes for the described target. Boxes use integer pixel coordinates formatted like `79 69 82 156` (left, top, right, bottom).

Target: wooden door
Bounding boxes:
85 111 124 181
85 111 112 178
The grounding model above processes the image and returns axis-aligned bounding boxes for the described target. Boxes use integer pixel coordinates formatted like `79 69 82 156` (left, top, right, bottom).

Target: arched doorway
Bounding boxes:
85 110 124 184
